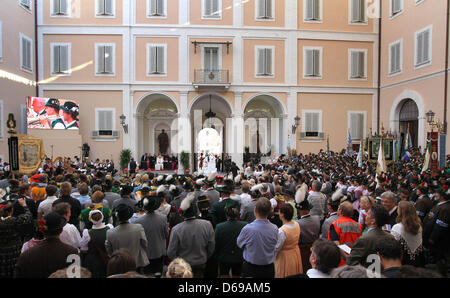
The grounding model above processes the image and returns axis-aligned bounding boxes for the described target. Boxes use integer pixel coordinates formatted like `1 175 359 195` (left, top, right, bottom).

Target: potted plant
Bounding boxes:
120 149 132 174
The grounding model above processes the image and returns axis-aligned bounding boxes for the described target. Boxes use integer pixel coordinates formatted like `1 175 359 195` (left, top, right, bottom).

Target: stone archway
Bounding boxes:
135 93 178 160
243 94 286 155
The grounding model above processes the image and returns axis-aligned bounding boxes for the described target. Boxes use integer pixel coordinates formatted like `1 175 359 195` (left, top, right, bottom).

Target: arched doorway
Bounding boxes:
243 94 286 156
399 99 419 147
190 93 232 172
135 93 178 161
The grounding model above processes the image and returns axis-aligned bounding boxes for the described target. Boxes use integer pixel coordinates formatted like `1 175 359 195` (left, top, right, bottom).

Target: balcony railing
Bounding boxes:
193 69 230 88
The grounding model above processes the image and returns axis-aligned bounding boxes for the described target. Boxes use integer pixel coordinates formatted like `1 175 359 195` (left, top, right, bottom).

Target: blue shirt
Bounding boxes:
77 195 91 208
237 219 279 265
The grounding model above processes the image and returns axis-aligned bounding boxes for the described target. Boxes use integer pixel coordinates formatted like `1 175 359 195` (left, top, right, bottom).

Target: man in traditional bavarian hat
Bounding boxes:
39 98 66 129
60 101 79 130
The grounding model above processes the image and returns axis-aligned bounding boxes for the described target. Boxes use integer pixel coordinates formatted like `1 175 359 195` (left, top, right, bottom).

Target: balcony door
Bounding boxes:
203 47 220 83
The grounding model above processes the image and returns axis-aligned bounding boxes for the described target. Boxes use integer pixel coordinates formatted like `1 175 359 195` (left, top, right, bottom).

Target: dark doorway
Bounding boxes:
399 99 419 148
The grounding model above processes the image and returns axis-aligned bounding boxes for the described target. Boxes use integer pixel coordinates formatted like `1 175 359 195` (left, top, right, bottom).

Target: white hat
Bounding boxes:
157 185 166 194
295 185 307 204
250 183 264 192
88 209 104 225
270 198 278 210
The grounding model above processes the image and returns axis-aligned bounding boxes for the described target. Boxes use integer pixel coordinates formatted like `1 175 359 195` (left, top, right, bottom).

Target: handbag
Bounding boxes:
88 229 110 266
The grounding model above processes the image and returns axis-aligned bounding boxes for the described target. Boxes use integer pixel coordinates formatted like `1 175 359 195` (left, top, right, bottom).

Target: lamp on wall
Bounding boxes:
120 114 128 134
291 116 300 135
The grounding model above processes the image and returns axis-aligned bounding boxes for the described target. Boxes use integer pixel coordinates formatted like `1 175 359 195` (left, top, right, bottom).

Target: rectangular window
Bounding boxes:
351 0 366 23
256 0 274 20
52 0 70 16
303 47 321 78
96 44 115 75
391 0 403 17
96 0 115 16
147 44 167 75
349 49 367 79
302 110 322 138
51 43 71 75
96 108 115 132
255 47 274 77
148 0 166 17
389 40 402 75
20 34 33 72
305 0 321 21
19 0 32 11
349 111 366 140
415 26 432 67
203 0 221 19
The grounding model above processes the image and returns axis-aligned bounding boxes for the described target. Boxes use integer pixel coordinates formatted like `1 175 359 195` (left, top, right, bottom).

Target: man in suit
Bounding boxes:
105 204 149 269
347 204 394 268
297 197 321 272
380 191 398 230
204 173 220 207
15 212 79 278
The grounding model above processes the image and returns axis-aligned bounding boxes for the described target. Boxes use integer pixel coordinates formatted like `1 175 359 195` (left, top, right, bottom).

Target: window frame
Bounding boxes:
20 33 33 73
303 0 323 23
349 0 368 25
95 0 116 18
50 0 71 17
348 48 368 81
147 0 168 18
414 25 433 70
303 46 322 79
19 0 33 13
95 108 116 132
95 43 116 76
390 0 403 19
202 0 222 20
255 0 276 22
388 39 403 76
301 109 323 140
146 43 168 77
347 110 367 141
254 45 275 78
50 42 72 76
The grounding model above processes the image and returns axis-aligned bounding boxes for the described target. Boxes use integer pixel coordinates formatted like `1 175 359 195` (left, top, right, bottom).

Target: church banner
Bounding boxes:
430 131 439 172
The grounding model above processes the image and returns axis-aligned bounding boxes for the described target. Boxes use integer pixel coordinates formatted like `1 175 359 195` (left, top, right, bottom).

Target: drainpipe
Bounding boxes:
34 0 39 97
444 0 449 134
377 0 382 134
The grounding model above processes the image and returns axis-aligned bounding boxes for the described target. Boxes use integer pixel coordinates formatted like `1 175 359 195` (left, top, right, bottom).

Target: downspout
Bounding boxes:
34 0 39 97
377 0 382 134
444 0 449 134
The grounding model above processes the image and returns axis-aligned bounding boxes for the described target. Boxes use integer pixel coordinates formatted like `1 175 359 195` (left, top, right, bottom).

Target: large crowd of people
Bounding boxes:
0 147 449 279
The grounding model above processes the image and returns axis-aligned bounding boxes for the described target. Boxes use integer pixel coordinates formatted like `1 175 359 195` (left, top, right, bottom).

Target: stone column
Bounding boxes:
229 92 244 169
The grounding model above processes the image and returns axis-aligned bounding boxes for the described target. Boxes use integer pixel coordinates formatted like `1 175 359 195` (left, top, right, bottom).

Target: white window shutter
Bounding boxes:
60 45 69 73
312 113 319 133
395 44 400 72
350 113 363 139
265 48 272 75
266 0 273 18
0 101 3 139
21 104 27 134
156 46 165 74
212 0 219 16
305 0 314 20
53 46 59 73
204 0 212 16
98 110 113 131
257 0 265 18
97 46 105 73
0 22 2 60
105 0 113 15
423 30 430 63
417 32 424 65
157 0 164 15
313 49 320 76
97 0 104 14
257 48 265 75
104 46 113 73
352 0 360 22
305 113 312 133
60 0 68 15
314 0 320 19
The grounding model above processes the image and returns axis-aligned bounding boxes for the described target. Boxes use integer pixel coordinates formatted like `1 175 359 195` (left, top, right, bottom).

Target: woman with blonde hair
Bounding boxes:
166 258 193 278
391 200 425 266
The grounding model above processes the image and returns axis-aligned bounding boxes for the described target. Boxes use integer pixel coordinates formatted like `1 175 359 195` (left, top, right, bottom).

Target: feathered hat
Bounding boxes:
179 192 197 218
206 172 216 185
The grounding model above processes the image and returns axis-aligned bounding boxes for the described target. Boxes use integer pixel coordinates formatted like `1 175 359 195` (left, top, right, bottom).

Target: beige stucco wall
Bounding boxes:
298 0 375 32
298 39 374 88
243 0 285 28
188 91 235 114
0 1 36 161
133 91 181 111
189 37 234 83
135 0 179 25
43 0 123 25
296 92 373 154
135 36 179 82
43 90 123 163
243 39 285 83
189 0 234 26
43 34 123 84
381 0 447 87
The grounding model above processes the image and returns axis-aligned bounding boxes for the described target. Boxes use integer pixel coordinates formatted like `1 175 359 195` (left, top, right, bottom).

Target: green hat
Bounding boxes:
142 195 161 212
45 98 60 110
114 204 134 222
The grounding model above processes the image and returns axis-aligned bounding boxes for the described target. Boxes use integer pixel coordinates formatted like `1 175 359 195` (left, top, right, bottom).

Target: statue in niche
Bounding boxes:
158 129 169 154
